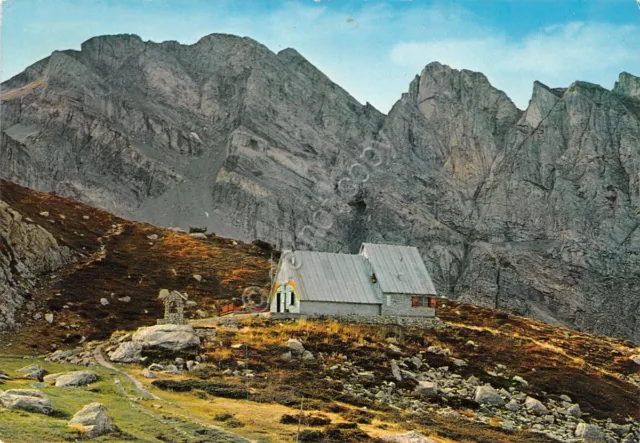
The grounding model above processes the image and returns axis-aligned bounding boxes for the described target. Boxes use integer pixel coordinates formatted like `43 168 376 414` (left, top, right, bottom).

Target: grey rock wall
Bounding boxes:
0 201 76 330
1 33 639 342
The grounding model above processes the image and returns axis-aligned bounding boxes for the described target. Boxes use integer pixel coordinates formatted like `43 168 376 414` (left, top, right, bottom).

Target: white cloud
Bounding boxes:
390 20 640 109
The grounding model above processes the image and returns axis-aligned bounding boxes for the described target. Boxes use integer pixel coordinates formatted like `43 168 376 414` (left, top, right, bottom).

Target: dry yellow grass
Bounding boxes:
1 79 43 100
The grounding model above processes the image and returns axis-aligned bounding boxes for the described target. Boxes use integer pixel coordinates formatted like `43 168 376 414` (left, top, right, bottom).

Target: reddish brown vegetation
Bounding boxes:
0 180 272 353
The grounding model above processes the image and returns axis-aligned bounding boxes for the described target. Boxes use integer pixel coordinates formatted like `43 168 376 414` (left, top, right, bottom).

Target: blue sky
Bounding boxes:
1 0 639 112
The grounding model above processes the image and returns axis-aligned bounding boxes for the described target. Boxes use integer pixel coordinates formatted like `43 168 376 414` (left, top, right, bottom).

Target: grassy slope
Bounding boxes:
0 180 638 441
0 179 273 354
0 356 195 442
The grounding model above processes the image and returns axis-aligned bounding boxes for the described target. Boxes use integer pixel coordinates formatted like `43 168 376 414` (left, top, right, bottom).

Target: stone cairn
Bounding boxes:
157 289 188 325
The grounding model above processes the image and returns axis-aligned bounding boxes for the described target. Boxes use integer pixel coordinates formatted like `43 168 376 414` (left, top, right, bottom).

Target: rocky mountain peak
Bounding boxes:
2 34 640 343
409 62 519 122
522 81 564 126
613 71 640 100
79 34 145 71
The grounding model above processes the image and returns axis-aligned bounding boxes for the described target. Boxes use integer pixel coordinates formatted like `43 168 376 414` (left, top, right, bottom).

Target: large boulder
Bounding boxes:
109 342 143 363
132 324 201 357
68 402 116 438
54 371 98 387
43 373 63 383
474 384 505 406
0 389 53 414
575 423 605 442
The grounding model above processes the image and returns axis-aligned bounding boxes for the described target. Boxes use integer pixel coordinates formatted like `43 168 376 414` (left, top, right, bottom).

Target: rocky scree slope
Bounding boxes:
1 33 640 343
44 302 640 442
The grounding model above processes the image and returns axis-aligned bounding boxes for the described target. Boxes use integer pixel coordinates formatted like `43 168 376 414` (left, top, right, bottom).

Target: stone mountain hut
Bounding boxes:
269 243 438 317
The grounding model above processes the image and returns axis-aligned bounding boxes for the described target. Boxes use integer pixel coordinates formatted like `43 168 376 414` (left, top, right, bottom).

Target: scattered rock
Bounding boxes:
118 296 131 303
286 338 305 355
414 381 439 399
39 211 49 217
189 233 207 240
524 396 548 415
390 360 402 381
147 234 158 240
68 403 116 438
281 351 292 361
452 358 467 367
110 342 143 363
426 346 451 356
566 403 582 418
474 384 505 406
380 431 435 442
16 364 47 381
54 371 98 387
141 368 156 379
575 423 605 443
45 313 54 323
501 420 516 432
608 423 632 437
504 399 520 411
0 389 53 414
193 274 202 282
100 298 109 306
512 375 528 386
162 365 180 374
301 350 315 361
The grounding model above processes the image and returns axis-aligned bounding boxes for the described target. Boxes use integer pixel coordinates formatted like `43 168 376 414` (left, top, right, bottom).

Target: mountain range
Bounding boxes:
1 33 640 343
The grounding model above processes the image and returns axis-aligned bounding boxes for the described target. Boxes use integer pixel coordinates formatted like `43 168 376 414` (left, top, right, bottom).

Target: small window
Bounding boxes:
371 273 377 284
412 296 430 308
290 292 295 305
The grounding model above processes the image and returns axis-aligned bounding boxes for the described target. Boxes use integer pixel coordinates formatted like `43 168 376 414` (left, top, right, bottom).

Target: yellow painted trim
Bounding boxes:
268 280 300 305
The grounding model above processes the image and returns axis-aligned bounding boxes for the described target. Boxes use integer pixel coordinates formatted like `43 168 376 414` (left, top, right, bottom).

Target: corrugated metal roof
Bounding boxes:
360 243 437 295
278 250 381 304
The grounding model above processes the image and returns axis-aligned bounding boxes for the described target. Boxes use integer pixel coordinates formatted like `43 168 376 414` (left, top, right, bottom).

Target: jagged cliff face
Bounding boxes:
379 65 640 342
1 34 639 342
0 200 76 330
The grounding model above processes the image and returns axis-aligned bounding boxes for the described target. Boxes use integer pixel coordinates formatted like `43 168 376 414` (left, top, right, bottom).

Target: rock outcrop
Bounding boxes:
2 33 640 342
53 371 99 387
68 402 117 438
130 324 201 358
0 200 76 332
0 389 53 414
